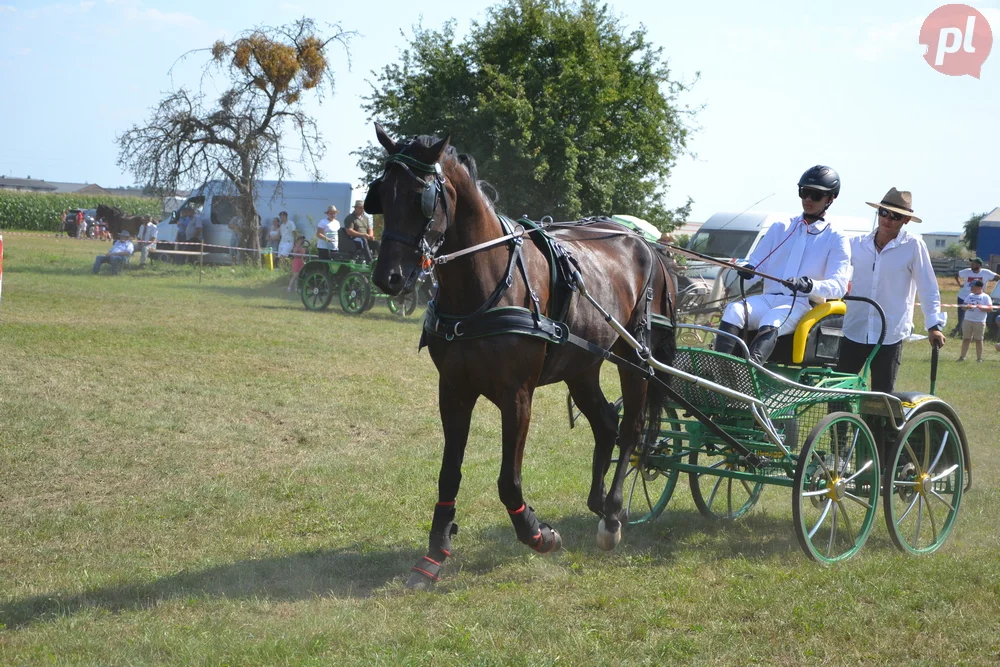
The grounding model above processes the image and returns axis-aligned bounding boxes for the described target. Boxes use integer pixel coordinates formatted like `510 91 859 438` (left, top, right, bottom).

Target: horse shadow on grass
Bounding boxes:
0 510 808 629
462 507 801 575
0 543 416 630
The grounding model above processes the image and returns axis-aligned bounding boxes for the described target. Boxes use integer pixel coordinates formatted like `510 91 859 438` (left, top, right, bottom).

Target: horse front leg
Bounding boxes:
405 381 478 590
597 373 648 550
498 388 563 554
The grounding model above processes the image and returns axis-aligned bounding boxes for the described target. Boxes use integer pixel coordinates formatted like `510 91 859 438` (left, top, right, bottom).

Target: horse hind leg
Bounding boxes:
405 382 477 590
598 330 674 550
498 387 562 555
565 367 620 519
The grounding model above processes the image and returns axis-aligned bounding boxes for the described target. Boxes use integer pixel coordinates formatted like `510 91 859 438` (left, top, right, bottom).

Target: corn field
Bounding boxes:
0 191 163 232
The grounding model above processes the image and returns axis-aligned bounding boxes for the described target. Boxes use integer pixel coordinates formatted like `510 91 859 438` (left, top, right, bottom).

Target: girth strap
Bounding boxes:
424 305 569 344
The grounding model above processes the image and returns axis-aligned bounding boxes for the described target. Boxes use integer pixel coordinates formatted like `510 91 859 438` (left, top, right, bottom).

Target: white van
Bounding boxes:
684 210 874 303
156 179 353 263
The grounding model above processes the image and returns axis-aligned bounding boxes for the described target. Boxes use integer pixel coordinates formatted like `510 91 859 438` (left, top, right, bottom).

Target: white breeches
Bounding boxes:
721 294 814 336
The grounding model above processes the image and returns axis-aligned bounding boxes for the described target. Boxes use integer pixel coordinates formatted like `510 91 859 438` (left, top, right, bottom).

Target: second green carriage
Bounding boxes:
298 257 421 316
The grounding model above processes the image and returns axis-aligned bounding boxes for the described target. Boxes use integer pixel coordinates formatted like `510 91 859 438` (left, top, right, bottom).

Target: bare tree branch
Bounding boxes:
117 18 355 259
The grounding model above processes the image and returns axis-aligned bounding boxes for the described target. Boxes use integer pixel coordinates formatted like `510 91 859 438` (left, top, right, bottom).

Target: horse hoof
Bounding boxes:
596 518 622 551
405 571 437 591
549 528 563 553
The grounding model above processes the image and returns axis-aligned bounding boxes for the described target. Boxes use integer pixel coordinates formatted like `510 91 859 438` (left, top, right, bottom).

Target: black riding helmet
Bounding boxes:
798 165 841 198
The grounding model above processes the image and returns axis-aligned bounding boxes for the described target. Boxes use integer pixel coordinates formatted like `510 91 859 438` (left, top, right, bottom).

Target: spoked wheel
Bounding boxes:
882 411 963 555
689 451 764 520
387 291 419 317
340 272 371 315
793 412 880 564
621 406 682 525
676 310 722 347
300 269 334 311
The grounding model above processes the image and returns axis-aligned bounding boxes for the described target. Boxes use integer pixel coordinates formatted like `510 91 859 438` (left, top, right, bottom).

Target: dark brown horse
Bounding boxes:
96 204 154 239
367 125 675 588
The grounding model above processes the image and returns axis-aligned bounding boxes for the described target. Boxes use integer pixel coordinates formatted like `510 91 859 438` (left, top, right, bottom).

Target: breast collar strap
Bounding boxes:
433 216 527 325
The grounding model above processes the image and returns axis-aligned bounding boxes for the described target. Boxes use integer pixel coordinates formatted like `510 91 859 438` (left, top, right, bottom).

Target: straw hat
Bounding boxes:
865 187 922 223
325 205 338 214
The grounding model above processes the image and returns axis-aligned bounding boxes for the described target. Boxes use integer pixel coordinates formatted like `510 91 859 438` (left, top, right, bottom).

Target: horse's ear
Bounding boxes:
429 134 451 162
375 123 398 154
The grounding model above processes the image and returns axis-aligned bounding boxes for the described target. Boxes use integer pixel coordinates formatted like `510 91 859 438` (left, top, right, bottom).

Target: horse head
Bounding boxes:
368 123 454 297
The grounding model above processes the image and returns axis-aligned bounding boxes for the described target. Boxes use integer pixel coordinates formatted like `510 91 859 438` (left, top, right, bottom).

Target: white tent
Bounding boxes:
610 214 662 242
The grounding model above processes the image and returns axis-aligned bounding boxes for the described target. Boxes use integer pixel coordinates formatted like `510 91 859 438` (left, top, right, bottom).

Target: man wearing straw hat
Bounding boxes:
837 187 946 393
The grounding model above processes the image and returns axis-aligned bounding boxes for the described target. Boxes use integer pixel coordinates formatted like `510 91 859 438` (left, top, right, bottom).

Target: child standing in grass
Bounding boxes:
958 280 991 362
287 235 308 292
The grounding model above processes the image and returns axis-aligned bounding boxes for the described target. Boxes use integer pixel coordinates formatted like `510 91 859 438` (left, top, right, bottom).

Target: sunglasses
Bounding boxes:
877 207 906 221
798 187 828 202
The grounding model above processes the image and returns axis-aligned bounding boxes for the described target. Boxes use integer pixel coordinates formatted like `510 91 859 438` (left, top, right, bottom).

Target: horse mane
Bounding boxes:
401 134 497 211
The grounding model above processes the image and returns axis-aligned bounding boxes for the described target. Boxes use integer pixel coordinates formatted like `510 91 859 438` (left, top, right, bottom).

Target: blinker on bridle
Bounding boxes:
367 150 451 270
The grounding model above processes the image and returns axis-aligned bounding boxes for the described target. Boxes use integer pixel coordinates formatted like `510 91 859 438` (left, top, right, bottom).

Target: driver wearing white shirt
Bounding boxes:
838 188 946 393
715 166 851 363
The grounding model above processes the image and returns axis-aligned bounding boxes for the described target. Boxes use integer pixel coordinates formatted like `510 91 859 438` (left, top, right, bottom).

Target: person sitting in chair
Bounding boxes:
343 199 376 263
714 165 851 363
92 230 135 275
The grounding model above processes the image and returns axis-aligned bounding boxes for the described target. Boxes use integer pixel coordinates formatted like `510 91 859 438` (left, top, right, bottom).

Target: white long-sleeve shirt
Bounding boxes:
843 228 946 345
744 214 851 300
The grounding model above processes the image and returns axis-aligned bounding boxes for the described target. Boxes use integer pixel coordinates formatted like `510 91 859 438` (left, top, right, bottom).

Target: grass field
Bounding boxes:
2 232 999 665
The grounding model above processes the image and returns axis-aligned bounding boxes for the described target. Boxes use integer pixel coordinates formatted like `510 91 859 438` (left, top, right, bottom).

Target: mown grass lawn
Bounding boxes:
1 232 999 665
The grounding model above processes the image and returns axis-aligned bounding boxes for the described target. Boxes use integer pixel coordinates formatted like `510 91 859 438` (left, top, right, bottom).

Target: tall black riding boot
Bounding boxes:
748 326 779 364
714 322 744 356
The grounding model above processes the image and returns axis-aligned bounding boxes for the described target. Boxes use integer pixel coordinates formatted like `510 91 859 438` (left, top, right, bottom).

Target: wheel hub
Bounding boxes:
915 473 931 495
827 477 846 503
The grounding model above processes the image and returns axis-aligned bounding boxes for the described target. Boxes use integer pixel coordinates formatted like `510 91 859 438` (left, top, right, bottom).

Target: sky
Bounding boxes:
1 0 997 233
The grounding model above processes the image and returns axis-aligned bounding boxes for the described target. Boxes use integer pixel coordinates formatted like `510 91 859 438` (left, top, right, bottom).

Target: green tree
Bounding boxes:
117 19 351 258
962 211 987 251
942 242 965 260
359 0 696 230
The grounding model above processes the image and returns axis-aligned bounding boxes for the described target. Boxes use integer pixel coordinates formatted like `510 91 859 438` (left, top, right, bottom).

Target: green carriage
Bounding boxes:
583 297 971 563
298 256 422 316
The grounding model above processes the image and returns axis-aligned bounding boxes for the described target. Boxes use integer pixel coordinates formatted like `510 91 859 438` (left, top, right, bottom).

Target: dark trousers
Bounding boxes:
953 297 966 332
352 238 374 263
837 338 903 394
318 247 333 260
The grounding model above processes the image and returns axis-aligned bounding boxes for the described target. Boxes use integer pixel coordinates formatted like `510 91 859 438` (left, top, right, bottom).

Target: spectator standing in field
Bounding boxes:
58 209 70 237
227 213 244 263
343 199 376 263
958 279 991 362
136 218 158 267
277 211 296 265
952 257 998 336
838 188 946 392
316 205 340 260
287 234 308 292
186 208 204 246
92 230 135 274
173 208 193 264
266 217 281 260
77 215 88 240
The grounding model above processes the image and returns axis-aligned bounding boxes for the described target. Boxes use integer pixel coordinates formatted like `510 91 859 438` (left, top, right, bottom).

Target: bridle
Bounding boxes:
367 150 452 275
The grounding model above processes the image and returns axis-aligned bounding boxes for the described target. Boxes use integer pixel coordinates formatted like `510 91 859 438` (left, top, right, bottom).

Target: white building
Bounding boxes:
921 231 963 255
